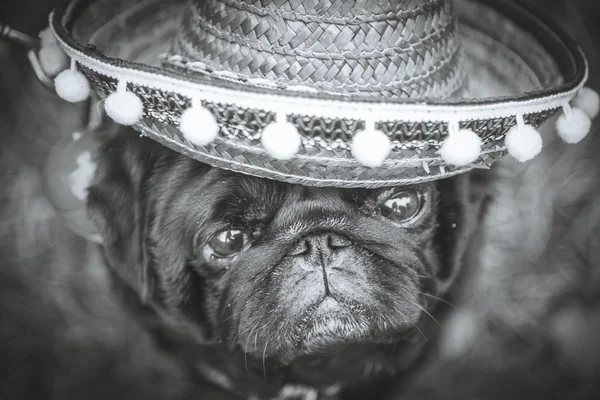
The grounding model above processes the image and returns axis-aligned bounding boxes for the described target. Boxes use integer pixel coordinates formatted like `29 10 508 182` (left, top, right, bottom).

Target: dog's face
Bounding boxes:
87 132 480 368
200 178 436 364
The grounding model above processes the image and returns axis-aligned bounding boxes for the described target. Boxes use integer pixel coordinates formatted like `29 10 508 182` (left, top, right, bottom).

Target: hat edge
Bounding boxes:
47 0 591 187
50 0 587 108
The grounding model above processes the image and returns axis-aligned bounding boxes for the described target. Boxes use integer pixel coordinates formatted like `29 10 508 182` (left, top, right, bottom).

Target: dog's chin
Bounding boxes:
300 301 388 351
270 298 405 365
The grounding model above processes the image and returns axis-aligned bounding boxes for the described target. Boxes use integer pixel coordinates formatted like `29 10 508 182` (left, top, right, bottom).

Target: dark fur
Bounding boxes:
83 129 483 398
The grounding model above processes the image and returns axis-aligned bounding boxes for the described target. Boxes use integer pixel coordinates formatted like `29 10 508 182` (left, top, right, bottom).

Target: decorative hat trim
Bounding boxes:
47 0 595 188
50 29 586 123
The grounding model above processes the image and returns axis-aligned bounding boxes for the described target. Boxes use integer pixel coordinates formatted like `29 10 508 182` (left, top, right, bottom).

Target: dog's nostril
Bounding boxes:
288 239 311 257
287 233 352 257
327 234 352 249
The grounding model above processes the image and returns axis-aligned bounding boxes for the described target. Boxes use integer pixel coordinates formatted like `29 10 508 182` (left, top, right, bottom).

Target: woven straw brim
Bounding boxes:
51 0 587 188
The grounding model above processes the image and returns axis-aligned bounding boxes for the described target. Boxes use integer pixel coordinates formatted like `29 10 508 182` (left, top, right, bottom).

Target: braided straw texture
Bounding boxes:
167 0 467 100
82 66 558 188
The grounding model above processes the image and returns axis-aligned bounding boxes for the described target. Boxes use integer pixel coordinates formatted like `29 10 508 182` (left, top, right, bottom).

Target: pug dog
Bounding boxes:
82 125 486 400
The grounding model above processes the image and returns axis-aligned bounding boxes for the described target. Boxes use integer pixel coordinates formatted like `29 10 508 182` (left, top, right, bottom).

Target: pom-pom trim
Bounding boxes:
438 120 482 166
54 59 91 103
556 103 592 144
260 112 302 160
104 80 144 126
179 98 220 146
351 119 391 168
504 114 543 162
572 86 600 119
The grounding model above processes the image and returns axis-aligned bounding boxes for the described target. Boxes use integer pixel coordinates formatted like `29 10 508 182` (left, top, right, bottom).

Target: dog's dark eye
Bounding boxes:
209 229 245 257
380 190 421 223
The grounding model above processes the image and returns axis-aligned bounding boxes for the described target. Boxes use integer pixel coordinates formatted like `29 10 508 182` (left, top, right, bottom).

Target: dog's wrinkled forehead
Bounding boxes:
194 169 381 226
210 171 292 224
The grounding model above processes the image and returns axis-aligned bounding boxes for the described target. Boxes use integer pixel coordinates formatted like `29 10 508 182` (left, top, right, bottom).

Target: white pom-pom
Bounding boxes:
105 81 144 126
39 27 57 47
261 115 301 160
351 124 391 168
572 87 600 119
439 124 482 166
556 106 591 144
505 117 543 162
54 66 90 103
180 102 219 146
39 44 69 77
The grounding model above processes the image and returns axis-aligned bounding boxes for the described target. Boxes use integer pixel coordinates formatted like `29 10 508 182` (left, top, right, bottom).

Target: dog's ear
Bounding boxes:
86 129 160 304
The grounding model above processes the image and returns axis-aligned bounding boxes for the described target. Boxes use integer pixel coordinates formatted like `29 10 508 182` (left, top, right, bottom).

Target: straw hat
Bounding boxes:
46 0 598 188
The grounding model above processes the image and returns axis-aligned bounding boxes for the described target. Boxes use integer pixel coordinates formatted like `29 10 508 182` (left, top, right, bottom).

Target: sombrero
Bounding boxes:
45 0 598 188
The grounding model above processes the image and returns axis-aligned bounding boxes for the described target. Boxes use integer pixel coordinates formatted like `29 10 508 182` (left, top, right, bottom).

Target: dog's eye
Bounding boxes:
209 229 246 257
380 190 421 223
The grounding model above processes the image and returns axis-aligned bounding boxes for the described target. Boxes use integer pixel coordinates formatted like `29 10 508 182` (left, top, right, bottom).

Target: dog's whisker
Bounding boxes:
403 297 442 328
417 291 455 307
396 285 449 317
261 337 270 379
229 296 254 347
254 324 263 349
217 313 236 326
244 319 262 373
386 304 428 342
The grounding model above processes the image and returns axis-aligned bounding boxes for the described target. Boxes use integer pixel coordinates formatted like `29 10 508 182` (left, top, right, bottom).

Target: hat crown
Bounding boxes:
167 0 466 100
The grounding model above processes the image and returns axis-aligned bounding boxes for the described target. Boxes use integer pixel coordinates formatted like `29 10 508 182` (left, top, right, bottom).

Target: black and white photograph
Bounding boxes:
1 0 600 399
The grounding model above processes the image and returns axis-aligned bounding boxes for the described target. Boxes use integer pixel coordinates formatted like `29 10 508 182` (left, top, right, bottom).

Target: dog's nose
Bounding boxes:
287 232 353 258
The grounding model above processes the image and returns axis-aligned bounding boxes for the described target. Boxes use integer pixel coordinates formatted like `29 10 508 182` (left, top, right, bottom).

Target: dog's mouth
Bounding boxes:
231 293 423 367
292 297 399 356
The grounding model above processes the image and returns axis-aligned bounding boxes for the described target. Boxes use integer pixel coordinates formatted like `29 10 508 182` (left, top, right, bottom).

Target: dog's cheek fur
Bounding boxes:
86 131 160 304
145 166 247 335
86 132 220 334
